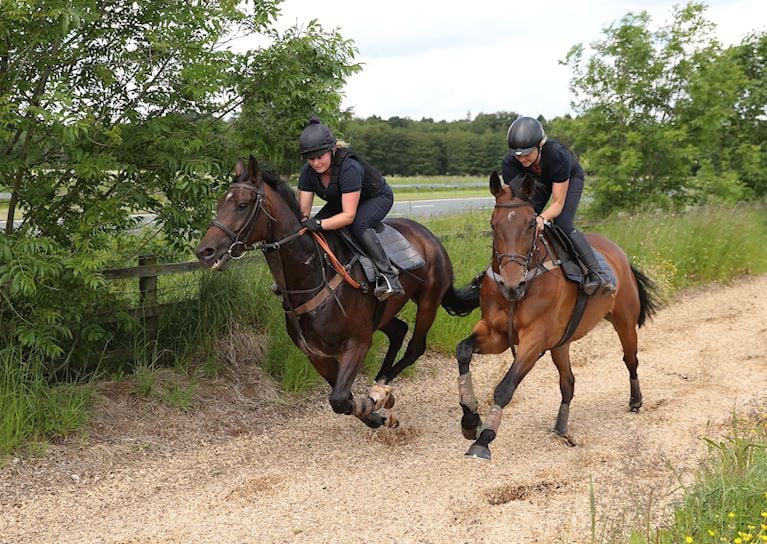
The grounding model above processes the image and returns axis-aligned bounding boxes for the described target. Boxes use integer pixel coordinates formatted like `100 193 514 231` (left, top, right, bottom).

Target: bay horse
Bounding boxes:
455 172 659 460
196 157 479 429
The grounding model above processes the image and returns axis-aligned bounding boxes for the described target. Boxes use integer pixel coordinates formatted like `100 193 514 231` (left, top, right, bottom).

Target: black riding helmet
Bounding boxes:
507 116 545 156
299 117 337 159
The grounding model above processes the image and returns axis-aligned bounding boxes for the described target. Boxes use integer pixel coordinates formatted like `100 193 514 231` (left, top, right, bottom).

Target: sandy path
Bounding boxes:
1 275 766 544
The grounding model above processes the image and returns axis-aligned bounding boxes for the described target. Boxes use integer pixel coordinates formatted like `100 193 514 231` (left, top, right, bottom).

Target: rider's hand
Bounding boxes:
302 217 323 232
535 215 546 234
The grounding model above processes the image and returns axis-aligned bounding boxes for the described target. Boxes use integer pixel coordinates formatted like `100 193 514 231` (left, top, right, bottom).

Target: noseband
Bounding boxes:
493 200 539 277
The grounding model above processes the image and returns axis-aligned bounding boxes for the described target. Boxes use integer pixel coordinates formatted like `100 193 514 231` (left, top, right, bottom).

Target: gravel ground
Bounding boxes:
1 275 766 544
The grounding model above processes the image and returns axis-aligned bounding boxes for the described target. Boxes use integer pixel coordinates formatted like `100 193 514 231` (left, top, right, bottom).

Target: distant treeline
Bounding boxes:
341 112 523 178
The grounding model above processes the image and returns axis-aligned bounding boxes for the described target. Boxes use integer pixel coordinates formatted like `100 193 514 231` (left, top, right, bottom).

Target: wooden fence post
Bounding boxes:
138 255 158 356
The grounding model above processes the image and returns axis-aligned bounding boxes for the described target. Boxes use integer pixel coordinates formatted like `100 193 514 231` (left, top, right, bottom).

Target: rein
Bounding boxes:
209 182 360 290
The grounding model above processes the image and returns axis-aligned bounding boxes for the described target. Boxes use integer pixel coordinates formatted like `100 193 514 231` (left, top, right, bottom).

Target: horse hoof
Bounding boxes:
630 405 641 413
461 426 479 440
465 444 491 461
360 413 384 428
556 433 577 447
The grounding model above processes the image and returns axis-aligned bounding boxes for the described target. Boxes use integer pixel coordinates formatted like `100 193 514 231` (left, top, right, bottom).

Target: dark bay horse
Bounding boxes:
455 172 659 460
196 157 479 429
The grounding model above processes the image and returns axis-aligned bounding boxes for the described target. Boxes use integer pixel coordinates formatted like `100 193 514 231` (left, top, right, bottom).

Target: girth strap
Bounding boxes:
289 273 344 316
552 287 589 349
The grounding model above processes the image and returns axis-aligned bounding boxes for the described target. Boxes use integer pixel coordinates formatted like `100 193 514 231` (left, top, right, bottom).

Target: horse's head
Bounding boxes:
196 156 270 270
488 171 539 300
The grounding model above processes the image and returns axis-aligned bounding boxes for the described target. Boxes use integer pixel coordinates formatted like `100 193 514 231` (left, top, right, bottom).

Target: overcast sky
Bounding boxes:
264 0 766 122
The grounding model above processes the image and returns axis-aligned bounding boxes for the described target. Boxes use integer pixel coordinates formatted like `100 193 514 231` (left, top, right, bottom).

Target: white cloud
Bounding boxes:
268 0 767 121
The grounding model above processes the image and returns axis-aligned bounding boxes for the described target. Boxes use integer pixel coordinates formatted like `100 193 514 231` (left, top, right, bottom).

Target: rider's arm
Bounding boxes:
320 190 360 230
316 157 363 230
537 179 569 232
298 190 314 220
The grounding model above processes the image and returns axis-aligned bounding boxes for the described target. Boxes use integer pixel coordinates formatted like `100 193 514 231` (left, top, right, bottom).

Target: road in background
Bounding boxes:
0 195 494 231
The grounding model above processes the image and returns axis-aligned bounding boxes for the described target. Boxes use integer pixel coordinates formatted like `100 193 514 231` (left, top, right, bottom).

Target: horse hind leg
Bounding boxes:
550 345 576 439
374 317 409 385
381 299 440 382
612 313 643 411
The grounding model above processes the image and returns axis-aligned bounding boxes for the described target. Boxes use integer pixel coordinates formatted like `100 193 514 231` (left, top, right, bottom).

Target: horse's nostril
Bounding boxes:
196 247 214 260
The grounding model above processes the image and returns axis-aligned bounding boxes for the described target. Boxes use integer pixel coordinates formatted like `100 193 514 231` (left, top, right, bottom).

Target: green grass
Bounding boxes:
604 413 767 544
395 188 488 200
386 175 484 186
0 346 91 457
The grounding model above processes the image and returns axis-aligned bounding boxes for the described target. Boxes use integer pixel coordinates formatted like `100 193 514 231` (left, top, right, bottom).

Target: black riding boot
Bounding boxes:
360 228 404 301
569 229 616 296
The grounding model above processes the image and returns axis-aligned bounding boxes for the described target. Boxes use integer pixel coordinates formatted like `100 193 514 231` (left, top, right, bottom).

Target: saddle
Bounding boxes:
541 223 616 288
339 223 425 282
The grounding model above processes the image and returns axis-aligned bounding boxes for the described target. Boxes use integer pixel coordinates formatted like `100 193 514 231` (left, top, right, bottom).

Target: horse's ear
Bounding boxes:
522 173 537 199
247 155 261 183
489 171 503 196
234 159 245 177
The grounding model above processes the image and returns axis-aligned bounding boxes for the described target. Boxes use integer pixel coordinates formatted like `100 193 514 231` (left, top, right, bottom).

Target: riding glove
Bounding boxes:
302 217 323 232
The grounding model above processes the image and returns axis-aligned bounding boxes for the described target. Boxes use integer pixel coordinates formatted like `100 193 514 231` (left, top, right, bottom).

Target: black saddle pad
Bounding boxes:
545 224 616 285
340 224 426 282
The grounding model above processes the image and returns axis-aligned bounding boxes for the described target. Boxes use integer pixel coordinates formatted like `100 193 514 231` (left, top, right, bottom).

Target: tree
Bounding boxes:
0 1 360 360
562 2 758 214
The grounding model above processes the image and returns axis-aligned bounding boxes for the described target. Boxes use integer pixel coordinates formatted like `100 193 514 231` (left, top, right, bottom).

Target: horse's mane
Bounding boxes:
261 169 302 219
507 172 542 202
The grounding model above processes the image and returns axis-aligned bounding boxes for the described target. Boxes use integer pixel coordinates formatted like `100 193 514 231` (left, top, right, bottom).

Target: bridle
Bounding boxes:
209 182 304 259
492 200 539 279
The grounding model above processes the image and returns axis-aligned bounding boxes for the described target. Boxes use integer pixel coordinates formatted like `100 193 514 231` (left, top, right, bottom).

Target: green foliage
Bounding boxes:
0 345 90 455
0 0 361 376
0 232 131 362
235 21 362 173
344 113 516 176
562 2 767 215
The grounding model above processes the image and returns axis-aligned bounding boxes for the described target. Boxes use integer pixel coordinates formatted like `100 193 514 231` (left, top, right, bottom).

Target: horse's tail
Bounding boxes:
441 271 484 316
631 265 660 328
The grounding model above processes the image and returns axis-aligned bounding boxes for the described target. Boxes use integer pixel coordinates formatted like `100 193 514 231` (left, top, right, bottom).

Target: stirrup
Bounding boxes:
374 276 402 301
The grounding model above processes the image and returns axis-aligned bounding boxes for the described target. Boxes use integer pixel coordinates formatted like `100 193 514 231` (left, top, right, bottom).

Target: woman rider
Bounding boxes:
501 116 615 296
297 117 405 300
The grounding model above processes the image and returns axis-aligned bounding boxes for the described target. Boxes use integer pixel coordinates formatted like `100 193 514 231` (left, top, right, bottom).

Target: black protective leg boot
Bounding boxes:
360 228 404 300
569 230 616 296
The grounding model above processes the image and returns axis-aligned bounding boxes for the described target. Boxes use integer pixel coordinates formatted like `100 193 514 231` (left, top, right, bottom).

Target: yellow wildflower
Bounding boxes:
730 512 738 519
735 538 743 544
708 530 716 537
761 524 767 530
685 537 693 543
762 512 767 518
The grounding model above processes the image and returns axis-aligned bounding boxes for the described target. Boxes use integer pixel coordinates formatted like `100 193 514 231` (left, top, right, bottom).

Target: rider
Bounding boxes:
501 116 615 296
297 117 405 301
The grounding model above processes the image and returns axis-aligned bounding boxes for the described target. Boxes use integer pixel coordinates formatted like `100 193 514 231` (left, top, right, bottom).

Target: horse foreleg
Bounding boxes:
456 333 482 440
466 344 542 461
456 320 510 443
328 338 370 416
550 344 575 436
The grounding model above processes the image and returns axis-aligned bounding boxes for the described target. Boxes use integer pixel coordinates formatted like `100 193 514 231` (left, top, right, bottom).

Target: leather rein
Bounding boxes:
208 182 361 303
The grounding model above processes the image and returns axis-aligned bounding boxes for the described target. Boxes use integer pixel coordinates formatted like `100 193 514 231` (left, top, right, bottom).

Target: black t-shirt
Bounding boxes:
298 155 363 202
501 140 584 211
298 150 391 204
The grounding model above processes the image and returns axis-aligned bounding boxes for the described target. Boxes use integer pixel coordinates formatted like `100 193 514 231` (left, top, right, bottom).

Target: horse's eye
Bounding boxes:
238 201 249 210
